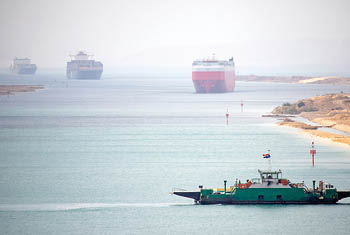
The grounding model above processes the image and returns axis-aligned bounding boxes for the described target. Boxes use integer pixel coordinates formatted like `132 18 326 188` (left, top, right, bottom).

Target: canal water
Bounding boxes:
0 71 350 234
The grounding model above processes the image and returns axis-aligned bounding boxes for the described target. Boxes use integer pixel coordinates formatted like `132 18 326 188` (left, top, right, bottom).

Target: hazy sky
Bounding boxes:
0 0 349 74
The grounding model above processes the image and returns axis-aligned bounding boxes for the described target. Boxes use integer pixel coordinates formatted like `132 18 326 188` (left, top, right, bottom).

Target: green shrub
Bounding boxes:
302 107 318 112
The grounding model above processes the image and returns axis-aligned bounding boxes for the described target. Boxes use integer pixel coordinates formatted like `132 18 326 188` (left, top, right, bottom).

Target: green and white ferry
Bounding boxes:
173 169 350 204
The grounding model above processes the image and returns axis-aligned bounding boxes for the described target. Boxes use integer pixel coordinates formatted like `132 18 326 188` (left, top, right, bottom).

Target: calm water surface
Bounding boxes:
0 72 350 234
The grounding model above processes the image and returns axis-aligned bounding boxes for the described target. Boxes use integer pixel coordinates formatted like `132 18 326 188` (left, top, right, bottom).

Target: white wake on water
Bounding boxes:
0 202 194 212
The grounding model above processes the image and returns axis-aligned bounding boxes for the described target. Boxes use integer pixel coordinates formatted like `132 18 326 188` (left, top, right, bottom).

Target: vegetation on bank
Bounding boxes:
272 94 350 115
273 93 350 145
272 100 318 114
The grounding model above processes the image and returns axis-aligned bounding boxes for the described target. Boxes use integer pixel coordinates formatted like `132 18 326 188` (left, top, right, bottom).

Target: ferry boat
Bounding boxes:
172 169 350 204
66 51 103 80
10 57 37 75
192 54 235 93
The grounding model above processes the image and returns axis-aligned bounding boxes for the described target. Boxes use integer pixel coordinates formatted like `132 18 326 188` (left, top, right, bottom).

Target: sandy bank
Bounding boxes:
278 119 350 145
297 76 336 84
0 85 44 96
273 93 350 145
273 93 350 132
305 129 350 145
237 75 350 85
278 119 318 130
236 75 309 83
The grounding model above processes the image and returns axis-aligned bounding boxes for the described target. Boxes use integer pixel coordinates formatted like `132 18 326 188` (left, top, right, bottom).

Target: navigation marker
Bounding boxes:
310 142 316 166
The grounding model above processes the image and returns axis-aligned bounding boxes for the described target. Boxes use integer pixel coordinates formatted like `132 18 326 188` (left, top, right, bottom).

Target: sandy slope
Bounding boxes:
297 76 336 84
237 75 350 85
273 93 350 145
0 85 44 96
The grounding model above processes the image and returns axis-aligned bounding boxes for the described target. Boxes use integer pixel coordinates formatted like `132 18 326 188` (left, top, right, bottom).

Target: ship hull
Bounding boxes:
11 66 37 75
67 70 102 80
193 79 229 93
192 71 235 93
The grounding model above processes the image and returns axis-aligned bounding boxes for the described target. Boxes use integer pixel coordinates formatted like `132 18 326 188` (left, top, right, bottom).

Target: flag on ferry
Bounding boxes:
263 153 271 159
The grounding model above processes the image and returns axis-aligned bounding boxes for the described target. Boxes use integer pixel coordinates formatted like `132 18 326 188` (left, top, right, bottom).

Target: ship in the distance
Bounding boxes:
66 51 103 80
192 54 235 93
10 57 37 75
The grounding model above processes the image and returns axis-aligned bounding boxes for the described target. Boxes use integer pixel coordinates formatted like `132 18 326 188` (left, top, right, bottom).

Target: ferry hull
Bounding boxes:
199 200 338 205
174 188 340 205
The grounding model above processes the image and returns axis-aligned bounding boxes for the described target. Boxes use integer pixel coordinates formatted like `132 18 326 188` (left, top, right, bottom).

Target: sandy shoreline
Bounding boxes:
277 119 350 145
237 75 350 85
272 93 350 145
0 85 44 96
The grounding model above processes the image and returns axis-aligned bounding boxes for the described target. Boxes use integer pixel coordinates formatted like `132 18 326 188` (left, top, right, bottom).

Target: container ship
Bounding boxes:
192 55 235 93
10 57 37 75
66 51 103 80
172 169 350 204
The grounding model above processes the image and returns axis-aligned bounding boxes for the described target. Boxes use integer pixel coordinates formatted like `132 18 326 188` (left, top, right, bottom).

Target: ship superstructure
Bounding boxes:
66 51 103 80
192 55 235 93
10 57 37 75
173 169 350 204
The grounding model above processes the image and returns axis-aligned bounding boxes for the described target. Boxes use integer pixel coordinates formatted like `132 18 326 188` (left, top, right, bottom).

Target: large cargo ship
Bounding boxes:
66 51 103 80
173 169 350 204
192 55 235 93
10 57 37 75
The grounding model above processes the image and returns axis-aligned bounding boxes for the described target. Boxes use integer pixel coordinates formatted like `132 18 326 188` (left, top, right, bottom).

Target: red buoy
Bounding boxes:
226 108 229 125
310 141 316 166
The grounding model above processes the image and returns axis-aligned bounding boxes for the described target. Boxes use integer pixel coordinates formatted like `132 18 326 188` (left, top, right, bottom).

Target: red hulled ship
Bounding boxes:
192 55 235 93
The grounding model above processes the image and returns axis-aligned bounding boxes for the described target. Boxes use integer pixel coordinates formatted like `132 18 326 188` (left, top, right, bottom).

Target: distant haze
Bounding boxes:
0 0 349 75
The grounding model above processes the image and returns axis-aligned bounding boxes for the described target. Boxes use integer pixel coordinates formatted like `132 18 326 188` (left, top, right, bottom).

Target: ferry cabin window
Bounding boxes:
258 195 264 200
263 174 278 179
